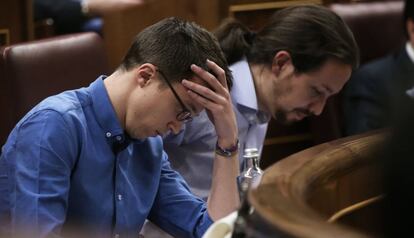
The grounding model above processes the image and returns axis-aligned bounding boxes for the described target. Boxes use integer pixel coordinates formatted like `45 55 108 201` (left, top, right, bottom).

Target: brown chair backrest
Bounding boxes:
329 1 405 65
0 32 109 146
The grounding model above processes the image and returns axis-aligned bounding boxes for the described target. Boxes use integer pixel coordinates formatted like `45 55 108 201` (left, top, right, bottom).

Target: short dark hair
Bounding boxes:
119 17 232 88
215 5 359 73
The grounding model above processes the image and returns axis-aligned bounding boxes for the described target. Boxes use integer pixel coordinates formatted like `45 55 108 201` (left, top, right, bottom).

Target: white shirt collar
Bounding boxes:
406 42 414 65
230 58 270 124
230 58 259 110
403 42 414 99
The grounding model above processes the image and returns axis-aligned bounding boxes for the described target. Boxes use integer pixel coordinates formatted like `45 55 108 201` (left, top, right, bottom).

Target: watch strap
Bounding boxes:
215 139 239 158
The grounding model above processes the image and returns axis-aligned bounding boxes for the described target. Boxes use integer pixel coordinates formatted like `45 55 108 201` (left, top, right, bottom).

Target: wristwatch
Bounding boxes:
215 139 239 158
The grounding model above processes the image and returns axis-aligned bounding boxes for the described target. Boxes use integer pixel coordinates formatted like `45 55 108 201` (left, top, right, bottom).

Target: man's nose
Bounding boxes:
310 98 327 116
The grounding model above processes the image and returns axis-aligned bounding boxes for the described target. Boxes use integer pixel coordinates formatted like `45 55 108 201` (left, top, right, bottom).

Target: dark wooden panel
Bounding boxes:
103 0 225 70
0 0 33 46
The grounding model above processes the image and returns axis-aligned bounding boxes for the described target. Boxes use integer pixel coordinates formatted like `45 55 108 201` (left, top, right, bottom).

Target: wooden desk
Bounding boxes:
248 130 386 237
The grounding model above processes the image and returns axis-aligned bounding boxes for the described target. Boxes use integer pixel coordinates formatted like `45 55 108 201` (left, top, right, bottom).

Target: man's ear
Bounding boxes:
135 63 157 87
271 50 292 76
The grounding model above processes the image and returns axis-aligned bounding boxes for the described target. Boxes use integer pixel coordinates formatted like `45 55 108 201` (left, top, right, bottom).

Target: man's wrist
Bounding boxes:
215 139 239 158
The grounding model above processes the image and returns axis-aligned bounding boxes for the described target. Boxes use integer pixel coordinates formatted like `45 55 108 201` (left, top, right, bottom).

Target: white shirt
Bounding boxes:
405 42 414 98
406 42 414 64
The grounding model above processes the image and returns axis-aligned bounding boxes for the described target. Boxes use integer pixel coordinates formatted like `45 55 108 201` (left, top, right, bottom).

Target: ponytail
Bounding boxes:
214 5 358 73
214 18 255 65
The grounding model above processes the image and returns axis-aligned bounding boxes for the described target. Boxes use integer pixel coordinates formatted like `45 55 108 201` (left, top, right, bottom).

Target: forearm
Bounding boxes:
207 147 240 221
185 60 240 220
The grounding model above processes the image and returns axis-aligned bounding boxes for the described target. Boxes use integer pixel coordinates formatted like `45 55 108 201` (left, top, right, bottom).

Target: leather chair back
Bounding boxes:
0 32 109 146
330 1 405 65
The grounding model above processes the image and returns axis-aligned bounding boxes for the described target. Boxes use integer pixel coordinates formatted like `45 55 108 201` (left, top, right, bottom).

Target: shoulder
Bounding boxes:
2 107 81 170
9 89 91 145
348 53 397 90
36 89 89 114
356 47 406 78
357 56 393 76
21 89 93 129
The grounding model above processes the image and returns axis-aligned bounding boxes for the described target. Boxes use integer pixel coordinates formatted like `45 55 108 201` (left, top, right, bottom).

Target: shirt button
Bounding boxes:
106 132 112 138
114 234 120 238
117 194 123 201
115 136 122 141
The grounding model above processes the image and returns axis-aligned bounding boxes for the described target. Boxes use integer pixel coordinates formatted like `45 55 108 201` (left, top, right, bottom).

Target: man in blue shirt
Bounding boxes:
0 17 239 238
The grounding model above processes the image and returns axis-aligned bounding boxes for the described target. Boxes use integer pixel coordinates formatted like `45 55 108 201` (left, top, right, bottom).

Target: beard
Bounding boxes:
274 110 290 125
274 108 312 125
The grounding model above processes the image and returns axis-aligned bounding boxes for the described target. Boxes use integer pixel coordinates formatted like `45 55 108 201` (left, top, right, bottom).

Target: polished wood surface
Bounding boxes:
248 131 386 237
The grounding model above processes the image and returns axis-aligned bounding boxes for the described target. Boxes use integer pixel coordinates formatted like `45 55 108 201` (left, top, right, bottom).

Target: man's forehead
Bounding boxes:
306 60 351 90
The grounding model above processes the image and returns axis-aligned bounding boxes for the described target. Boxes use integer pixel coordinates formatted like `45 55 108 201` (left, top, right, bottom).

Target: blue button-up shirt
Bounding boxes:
0 76 212 238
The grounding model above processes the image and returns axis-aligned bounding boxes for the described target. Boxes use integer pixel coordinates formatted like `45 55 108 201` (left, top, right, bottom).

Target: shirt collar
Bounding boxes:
88 76 126 143
406 42 414 65
230 58 270 124
230 58 259 110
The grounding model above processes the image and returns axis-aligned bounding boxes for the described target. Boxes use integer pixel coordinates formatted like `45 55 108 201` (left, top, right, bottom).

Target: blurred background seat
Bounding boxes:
330 0 405 64
0 32 109 146
307 0 405 152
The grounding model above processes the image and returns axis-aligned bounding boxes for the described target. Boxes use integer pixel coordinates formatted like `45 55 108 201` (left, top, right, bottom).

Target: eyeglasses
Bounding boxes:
157 69 193 122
